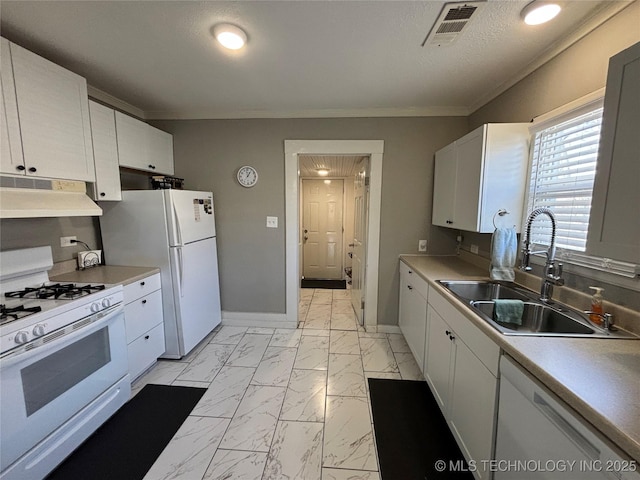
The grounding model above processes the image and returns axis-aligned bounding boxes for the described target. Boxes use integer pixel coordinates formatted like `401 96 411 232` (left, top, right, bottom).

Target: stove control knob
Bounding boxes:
90 302 101 313
15 331 29 345
101 298 111 309
32 324 46 337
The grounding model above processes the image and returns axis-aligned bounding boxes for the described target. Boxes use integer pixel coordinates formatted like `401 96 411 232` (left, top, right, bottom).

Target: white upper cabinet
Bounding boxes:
587 42 640 264
0 38 24 175
88 101 121 201
432 123 530 233
1 39 95 182
115 111 174 175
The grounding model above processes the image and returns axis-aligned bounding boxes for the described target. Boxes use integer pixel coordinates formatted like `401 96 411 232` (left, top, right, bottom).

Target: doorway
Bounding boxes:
284 140 384 331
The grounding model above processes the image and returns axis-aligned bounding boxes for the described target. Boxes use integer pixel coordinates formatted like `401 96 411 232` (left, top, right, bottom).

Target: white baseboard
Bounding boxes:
221 311 296 329
376 324 402 334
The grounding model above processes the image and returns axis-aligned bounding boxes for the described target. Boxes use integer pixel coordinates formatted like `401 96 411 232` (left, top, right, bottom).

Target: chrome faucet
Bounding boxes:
520 208 564 302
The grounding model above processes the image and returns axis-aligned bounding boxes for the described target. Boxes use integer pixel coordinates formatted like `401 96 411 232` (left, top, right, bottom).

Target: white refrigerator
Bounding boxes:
100 189 221 358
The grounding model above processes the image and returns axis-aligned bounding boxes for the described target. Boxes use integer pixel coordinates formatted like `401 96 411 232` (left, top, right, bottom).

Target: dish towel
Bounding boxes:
490 227 517 281
493 299 524 325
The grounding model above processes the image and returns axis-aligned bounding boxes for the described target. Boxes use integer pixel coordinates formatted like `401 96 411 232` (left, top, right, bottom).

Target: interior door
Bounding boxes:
302 179 344 280
351 159 369 325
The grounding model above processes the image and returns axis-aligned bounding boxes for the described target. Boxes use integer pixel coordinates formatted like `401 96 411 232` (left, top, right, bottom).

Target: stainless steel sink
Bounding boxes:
438 280 530 302
437 280 638 339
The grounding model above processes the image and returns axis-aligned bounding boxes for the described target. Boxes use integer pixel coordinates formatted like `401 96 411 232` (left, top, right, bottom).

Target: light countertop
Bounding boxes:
399 254 640 463
51 265 160 286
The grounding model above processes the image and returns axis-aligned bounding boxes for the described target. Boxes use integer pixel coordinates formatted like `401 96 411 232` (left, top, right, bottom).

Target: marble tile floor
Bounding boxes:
134 288 423 480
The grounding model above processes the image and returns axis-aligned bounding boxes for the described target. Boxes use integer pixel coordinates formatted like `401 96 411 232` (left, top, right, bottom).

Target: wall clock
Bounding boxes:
237 165 258 188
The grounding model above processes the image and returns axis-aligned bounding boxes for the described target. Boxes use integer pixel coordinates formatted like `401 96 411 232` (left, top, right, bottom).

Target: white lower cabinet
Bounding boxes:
398 262 429 370
123 273 165 380
424 287 500 480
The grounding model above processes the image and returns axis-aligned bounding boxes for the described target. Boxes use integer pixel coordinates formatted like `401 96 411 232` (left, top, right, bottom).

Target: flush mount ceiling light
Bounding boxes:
316 169 330 176
213 23 247 50
521 1 562 25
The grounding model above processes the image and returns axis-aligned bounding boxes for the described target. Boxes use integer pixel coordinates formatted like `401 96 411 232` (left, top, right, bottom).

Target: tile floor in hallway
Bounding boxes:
133 288 424 480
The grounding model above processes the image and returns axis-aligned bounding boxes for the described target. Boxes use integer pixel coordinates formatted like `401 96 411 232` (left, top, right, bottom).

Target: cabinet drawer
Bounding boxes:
429 288 500 376
400 261 429 299
123 273 161 304
128 323 165 380
124 289 163 344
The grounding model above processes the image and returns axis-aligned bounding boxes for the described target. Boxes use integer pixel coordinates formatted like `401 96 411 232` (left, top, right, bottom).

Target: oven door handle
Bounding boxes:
0 305 123 366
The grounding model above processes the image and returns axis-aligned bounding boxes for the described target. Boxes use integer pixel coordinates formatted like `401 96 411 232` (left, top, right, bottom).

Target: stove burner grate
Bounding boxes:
4 283 106 300
0 303 43 324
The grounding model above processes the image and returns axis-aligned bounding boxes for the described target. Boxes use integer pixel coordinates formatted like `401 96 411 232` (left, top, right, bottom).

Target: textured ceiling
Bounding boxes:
0 1 630 119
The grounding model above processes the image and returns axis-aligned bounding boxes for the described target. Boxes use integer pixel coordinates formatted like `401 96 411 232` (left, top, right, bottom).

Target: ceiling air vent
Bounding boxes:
422 2 484 47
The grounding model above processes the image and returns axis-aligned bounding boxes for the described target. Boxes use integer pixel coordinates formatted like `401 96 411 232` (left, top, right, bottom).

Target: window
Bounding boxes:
527 107 603 252
525 95 637 277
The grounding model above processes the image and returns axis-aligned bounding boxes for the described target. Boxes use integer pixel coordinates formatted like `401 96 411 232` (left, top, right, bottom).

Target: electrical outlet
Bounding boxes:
418 239 427 252
60 236 77 247
470 244 479 254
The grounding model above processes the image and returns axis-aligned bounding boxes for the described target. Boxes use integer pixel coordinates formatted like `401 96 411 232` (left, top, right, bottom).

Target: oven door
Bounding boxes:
0 304 128 471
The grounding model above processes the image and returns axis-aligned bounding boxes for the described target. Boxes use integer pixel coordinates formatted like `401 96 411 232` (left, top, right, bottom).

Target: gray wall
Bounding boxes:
151 117 467 324
0 217 101 261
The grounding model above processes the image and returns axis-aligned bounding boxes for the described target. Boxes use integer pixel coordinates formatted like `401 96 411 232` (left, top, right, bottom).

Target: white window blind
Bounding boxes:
527 108 603 252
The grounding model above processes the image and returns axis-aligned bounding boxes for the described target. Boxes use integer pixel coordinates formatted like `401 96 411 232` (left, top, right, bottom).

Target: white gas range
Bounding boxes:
0 246 130 480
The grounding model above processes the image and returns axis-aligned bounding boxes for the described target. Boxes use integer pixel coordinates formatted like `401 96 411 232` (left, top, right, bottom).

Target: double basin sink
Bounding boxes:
438 280 637 339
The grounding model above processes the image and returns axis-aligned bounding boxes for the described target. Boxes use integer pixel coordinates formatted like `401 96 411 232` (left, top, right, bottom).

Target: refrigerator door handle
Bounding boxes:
177 246 184 297
173 202 184 246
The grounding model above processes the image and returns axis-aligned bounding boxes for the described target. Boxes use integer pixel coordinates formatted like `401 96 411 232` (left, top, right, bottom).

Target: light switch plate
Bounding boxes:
266 216 278 228
470 244 479 254
418 239 427 252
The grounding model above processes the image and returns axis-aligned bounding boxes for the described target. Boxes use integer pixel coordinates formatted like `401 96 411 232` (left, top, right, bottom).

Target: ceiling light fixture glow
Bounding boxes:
213 24 247 50
521 1 561 25
316 169 329 176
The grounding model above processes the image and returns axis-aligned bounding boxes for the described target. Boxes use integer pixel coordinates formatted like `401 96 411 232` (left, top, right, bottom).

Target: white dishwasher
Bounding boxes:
495 356 639 480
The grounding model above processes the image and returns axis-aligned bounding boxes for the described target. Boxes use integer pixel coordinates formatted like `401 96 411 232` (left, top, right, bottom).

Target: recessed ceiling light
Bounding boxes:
316 169 329 176
324 179 332 185
213 24 247 50
521 1 561 25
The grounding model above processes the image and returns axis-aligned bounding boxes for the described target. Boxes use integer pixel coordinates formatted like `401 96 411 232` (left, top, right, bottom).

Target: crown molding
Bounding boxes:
143 105 470 120
87 85 146 119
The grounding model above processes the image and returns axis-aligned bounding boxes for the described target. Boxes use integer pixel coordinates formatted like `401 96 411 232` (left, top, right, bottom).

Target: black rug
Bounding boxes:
47 384 206 480
301 278 346 289
368 378 473 480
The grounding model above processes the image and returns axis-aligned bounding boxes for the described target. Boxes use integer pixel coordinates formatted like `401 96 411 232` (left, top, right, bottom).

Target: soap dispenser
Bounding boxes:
589 286 604 324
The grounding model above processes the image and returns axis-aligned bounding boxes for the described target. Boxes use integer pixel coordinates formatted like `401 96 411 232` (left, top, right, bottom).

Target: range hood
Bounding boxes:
0 176 102 218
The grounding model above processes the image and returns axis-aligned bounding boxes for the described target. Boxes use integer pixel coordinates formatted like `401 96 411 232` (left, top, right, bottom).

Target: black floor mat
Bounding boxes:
47 384 206 480
301 278 346 289
368 378 473 480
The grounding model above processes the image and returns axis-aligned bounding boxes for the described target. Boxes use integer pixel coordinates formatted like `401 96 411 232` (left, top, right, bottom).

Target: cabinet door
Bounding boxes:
403 284 428 371
432 142 457 227
89 101 122 200
587 42 640 264
425 305 454 414
453 126 484 232
115 111 149 171
449 339 498 479
0 38 24 175
10 42 95 181
147 125 174 175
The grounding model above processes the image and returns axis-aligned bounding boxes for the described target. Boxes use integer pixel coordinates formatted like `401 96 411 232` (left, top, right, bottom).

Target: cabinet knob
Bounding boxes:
100 192 106 197
28 167 37 173
445 330 451 336
142 299 147 304
449 335 455 341
446 220 453 224
145 335 150 340
140 281 145 286
407 285 413 290
408 270 413 274
148 164 156 169
16 165 25 171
